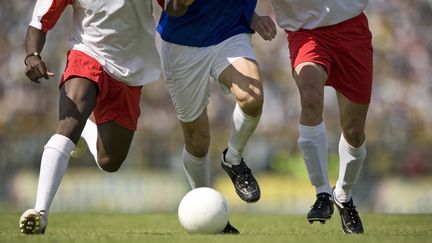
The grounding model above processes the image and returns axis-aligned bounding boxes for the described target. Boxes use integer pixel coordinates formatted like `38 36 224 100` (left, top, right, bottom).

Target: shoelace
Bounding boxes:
312 195 329 209
236 164 254 188
343 204 360 225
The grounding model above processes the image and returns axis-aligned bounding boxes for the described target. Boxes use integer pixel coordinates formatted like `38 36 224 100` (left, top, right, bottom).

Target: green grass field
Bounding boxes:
1 213 431 243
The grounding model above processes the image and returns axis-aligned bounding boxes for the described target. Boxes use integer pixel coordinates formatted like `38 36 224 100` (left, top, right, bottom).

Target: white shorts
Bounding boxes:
161 33 257 122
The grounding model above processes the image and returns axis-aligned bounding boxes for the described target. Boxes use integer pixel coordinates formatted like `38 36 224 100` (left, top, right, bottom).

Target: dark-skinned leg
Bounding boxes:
21 77 97 234
95 122 134 172
57 77 98 143
60 78 135 172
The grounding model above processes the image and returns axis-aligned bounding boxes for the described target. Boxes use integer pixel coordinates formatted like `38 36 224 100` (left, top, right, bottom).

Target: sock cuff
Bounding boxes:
340 133 366 156
44 134 75 157
298 121 326 138
227 145 241 157
234 103 261 122
183 147 208 166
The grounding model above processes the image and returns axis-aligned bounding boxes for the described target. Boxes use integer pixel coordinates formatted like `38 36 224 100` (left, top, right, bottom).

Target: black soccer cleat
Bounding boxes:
333 192 364 234
221 149 260 203
307 192 334 224
220 221 240 234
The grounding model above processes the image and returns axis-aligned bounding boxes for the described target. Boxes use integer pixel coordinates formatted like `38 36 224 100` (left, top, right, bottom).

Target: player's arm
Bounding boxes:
25 0 71 83
25 26 54 83
165 0 194 17
250 12 277 41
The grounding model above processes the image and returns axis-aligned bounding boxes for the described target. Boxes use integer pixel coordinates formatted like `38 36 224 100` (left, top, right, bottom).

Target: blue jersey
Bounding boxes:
157 0 256 47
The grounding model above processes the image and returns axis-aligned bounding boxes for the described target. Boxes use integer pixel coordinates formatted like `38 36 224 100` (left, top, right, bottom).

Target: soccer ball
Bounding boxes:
178 187 229 234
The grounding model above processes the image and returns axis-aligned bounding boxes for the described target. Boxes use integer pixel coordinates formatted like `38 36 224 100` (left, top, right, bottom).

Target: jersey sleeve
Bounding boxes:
29 0 73 33
156 0 166 9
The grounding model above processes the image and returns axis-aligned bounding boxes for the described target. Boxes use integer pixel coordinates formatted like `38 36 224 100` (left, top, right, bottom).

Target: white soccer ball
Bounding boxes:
178 187 229 234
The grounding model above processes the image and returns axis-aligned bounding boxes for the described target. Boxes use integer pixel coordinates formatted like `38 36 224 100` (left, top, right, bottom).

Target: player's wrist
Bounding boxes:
24 52 41 65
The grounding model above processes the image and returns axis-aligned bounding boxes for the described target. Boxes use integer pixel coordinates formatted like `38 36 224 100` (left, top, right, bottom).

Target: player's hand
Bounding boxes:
25 56 55 83
251 13 277 41
166 0 194 17
176 0 194 6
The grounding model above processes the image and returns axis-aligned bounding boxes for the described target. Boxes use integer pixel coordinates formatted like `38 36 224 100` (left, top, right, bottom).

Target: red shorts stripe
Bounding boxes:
287 13 373 104
61 50 142 130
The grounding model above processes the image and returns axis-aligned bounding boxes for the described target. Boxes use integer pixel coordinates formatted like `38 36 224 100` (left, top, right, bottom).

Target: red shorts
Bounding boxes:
287 13 373 104
61 50 142 130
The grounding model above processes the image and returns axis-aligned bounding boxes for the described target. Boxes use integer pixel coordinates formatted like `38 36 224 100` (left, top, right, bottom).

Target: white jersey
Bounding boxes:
271 0 368 31
30 0 161 86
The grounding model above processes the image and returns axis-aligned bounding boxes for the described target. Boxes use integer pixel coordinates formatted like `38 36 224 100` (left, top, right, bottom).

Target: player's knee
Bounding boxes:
98 161 122 173
342 126 365 147
57 119 85 144
237 91 263 116
97 155 126 173
300 89 322 113
186 134 210 157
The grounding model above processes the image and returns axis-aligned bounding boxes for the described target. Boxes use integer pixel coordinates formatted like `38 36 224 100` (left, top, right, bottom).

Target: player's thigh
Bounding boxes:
219 57 262 102
293 62 327 92
96 121 135 162
58 77 98 143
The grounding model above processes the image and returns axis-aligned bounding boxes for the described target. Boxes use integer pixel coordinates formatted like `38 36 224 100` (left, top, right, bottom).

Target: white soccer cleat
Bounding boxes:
19 209 47 234
70 137 87 159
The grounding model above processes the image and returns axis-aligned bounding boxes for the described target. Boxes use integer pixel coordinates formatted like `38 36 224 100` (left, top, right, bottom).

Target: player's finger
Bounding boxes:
44 72 55 80
38 63 49 79
260 25 272 40
182 0 194 5
267 19 277 36
260 31 270 41
25 63 41 82
27 72 41 83
26 66 43 83
27 61 43 76
262 20 277 39
31 66 44 80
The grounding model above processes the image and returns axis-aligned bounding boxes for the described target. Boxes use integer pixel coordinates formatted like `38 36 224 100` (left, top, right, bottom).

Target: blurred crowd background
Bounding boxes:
0 0 431 214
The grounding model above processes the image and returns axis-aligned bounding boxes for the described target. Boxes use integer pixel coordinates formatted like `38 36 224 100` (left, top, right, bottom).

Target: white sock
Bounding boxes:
81 119 98 163
182 147 210 188
335 133 366 203
298 122 331 195
225 103 260 165
34 134 75 214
